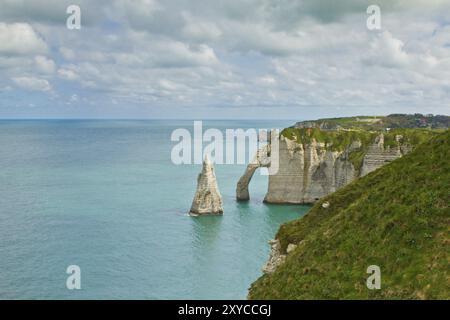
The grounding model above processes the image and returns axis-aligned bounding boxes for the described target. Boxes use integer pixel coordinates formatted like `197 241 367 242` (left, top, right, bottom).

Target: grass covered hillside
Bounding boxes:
249 130 450 300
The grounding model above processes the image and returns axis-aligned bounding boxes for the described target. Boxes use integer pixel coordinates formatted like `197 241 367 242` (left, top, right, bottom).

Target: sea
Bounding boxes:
0 120 310 299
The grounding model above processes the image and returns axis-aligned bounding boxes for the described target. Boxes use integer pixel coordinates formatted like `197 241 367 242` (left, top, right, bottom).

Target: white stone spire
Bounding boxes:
189 155 224 215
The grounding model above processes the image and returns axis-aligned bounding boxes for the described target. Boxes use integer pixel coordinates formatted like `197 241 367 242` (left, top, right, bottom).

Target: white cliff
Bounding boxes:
237 132 415 204
190 156 224 215
359 134 410 176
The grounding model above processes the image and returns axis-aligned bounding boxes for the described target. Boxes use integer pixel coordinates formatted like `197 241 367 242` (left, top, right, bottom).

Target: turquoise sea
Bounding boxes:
0 120 310 299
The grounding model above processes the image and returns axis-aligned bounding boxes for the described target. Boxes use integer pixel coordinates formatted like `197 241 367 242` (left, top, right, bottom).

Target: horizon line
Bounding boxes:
0 118 300 121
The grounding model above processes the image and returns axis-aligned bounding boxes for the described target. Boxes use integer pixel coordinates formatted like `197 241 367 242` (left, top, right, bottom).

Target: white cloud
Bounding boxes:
35 55 56 74
167 43 219 66
59 47 76 60
57 68 79 81
12 76 51 91
0 23 47 55
258 76 276 85
181 13 222 42
366 31 411 68
69 94 79 103
159 79 179 91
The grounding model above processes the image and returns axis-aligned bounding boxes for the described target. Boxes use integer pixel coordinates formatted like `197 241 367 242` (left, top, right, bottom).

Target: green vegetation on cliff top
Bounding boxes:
281 127 440 174
249 130 450 299
294 114 450 130
281 127 440 151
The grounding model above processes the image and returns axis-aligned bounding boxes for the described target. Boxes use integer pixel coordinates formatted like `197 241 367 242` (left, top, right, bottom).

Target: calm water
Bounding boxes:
0 120 310 299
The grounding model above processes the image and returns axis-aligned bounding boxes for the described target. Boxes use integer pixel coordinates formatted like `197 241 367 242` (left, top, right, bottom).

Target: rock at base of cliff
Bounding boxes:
262 240 300 274
262 239 286 274
189 156 224 216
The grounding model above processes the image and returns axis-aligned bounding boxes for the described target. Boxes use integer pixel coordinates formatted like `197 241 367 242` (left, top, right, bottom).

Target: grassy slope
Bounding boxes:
249 130 450 299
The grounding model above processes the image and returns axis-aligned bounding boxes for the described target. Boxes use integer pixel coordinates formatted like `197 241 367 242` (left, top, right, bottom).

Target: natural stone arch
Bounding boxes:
236 145 270 201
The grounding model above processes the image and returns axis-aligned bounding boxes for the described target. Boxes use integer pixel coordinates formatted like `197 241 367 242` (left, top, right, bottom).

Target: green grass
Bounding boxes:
281 127 374 150
249 130 450 300
383 128 445 148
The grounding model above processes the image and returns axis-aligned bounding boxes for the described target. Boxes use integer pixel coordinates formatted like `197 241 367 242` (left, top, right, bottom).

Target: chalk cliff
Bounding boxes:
190 156 224 215
237 128 430 204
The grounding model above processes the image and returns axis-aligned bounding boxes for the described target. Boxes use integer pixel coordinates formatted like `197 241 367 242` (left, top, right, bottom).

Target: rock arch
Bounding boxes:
236 145 270 201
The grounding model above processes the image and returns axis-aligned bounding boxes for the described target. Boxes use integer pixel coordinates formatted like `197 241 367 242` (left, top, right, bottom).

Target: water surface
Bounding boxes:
0 120 310 299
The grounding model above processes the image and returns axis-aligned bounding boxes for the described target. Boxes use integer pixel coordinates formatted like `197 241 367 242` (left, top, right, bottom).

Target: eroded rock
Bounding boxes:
189 156 223 216
286 243 297 254
262 241 299 274
262 239 285 274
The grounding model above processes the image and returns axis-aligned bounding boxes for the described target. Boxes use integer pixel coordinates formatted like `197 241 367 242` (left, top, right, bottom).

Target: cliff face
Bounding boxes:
264 133 410 204
237 128 432 204
359 134 411 176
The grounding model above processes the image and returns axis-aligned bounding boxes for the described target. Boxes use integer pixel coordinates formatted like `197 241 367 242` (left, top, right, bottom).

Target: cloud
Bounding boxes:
0 23 47 55
0 0 108 26
0 0 449 117
156 43 219 67
12 76 51 91
365 31 411 68
35 55 56 74
57 68 79 81
0 0 68 24
181 14 222 42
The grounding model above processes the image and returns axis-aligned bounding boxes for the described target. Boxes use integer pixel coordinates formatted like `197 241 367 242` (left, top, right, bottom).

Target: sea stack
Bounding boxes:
189 155 224 216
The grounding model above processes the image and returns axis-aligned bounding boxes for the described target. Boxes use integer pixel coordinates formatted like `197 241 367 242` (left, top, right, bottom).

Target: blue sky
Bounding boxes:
0 0 449 119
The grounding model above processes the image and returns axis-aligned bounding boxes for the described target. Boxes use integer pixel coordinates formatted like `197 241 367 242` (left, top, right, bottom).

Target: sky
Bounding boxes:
0 0 449 119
